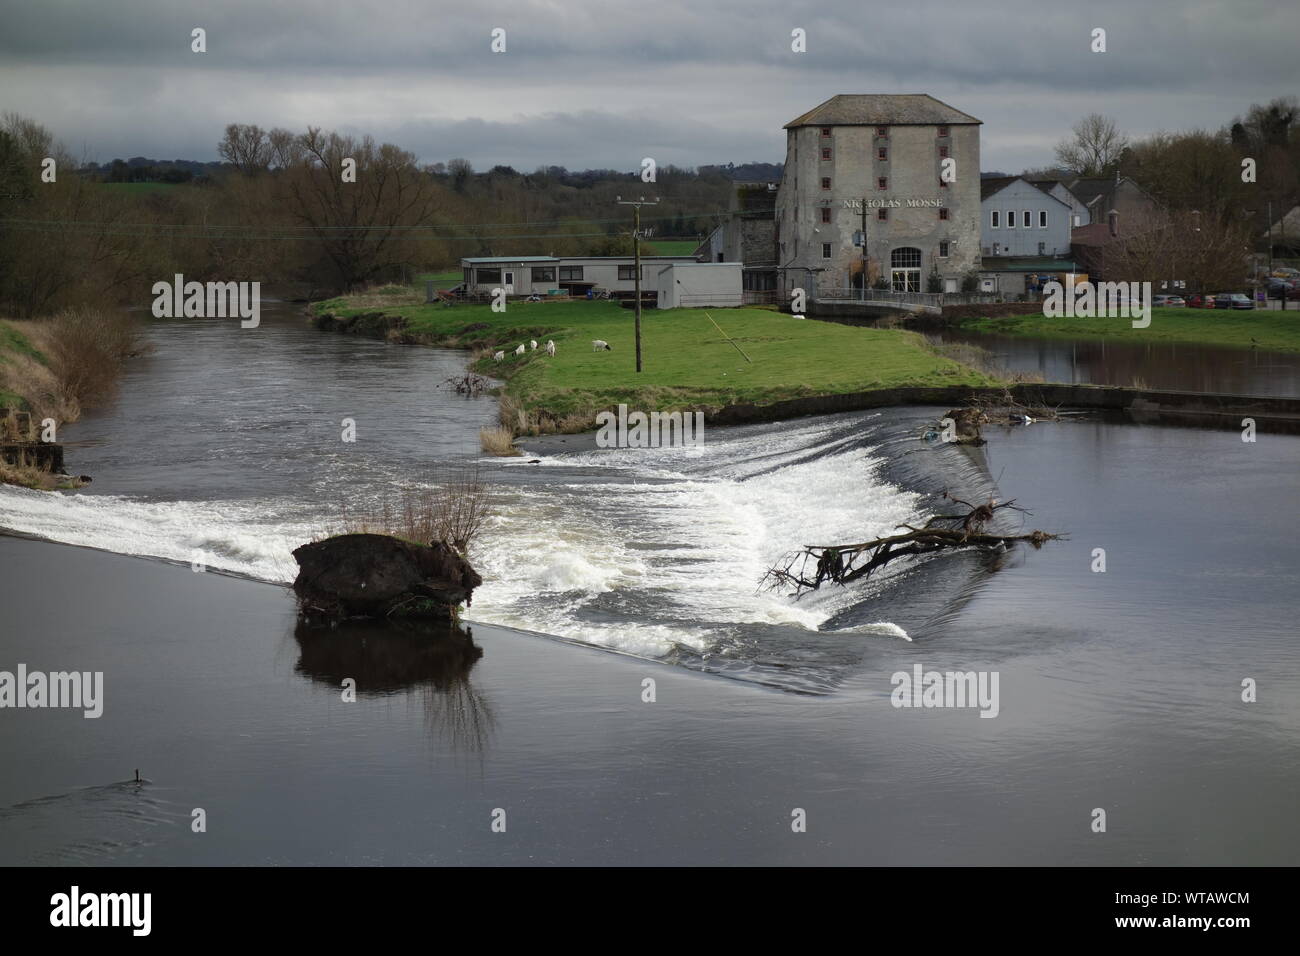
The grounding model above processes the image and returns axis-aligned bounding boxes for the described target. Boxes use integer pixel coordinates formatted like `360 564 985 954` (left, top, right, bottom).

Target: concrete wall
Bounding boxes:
776 120 981 298
704 383 1300 434
655 262 743 309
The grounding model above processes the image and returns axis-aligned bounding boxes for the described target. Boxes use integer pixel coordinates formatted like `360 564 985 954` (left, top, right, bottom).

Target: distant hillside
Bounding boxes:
700 161 783 181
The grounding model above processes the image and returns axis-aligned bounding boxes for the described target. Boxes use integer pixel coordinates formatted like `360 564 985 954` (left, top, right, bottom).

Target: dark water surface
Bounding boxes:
931 327 1300 397
1 306 1298 864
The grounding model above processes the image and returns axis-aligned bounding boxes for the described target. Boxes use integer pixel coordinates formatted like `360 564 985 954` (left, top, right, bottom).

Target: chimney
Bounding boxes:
1108 210 1119 238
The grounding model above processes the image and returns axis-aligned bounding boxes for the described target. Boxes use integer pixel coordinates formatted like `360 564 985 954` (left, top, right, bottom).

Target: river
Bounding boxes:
1 305 1297 864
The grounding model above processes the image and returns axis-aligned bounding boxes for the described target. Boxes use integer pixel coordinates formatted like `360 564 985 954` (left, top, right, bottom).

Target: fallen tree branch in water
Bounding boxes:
760 493 1064 597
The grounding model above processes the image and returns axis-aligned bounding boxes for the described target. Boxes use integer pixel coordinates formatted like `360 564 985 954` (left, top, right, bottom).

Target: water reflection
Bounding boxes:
931 329 1300 397
293 618 496 751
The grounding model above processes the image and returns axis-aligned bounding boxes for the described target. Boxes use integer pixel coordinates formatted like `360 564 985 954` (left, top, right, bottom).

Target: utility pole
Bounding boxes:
860 198 868 301
617 195 658 373
1268 200 1274 279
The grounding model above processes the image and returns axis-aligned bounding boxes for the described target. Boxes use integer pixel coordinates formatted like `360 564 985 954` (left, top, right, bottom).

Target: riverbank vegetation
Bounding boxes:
0 309 142 488
957 307 1300 352
0 113 732 317
311 293 1000 447
333 465 492 555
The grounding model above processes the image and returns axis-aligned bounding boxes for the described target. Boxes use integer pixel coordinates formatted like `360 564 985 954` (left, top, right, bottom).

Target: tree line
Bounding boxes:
0 116 740 316
1032 97 1299 227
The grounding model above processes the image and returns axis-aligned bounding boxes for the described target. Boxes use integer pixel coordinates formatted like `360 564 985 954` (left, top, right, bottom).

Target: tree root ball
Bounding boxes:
292 533 481 621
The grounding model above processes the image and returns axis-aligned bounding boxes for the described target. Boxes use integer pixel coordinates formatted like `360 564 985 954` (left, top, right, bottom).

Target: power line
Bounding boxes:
0 220 714 244
0 209 736 234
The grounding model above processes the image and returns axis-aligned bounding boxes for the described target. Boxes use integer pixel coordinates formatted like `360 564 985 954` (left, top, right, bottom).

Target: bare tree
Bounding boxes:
281 126 442 289
217 123 271 174
266 127 303 169
1055 114 1129 177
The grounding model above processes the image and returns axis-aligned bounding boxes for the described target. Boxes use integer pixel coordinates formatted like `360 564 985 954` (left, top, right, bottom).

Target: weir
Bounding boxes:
704 383 1300 434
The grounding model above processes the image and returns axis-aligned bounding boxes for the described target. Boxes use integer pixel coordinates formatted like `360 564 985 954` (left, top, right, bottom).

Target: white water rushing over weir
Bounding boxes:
0 417 921 671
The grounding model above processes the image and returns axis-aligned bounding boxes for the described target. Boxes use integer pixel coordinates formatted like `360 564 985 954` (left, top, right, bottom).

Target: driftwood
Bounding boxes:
760 493 1063 597
442 372 491 396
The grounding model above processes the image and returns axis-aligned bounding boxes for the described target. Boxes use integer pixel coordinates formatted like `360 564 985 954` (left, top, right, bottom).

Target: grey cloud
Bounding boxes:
0 0 1295 172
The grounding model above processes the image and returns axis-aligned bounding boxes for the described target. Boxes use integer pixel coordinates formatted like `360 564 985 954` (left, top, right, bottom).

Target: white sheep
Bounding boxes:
530 340 537 350
591 339 611 351
492 350 504 361
515 343 526 356
544 340 556 356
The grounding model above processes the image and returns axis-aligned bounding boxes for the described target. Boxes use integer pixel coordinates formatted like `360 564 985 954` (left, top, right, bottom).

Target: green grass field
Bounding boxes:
960 307 1300 352
314 295 996 418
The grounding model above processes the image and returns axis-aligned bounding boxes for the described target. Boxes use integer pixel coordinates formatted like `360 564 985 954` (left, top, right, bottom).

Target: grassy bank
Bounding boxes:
312 292 1000 438
1 311 142 489
958 307 1300 352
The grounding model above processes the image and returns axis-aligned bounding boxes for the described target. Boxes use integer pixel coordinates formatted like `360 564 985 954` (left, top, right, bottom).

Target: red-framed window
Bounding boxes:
820 207 831 223
877 177 887 190
821 177 831 190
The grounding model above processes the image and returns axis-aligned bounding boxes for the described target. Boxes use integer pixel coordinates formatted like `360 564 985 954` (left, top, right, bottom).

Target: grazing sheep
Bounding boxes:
515 343 526 356
530 340 537 350
591 339 611 351
492 350 505 361
544 340 556 356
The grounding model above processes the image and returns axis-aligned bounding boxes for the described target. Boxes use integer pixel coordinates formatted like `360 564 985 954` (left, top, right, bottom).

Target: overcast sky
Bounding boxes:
1 0 1295 174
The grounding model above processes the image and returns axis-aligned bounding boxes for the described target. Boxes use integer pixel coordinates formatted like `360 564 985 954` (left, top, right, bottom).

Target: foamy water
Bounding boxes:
1 417 921 672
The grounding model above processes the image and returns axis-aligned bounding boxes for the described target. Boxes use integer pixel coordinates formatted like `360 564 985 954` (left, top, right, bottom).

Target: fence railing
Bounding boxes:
816 289 1009 306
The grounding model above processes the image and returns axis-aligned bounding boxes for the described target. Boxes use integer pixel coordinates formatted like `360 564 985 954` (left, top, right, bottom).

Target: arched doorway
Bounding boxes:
891 247 922 292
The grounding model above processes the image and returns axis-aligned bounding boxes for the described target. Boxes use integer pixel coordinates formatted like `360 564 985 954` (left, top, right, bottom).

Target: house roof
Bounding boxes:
785 94 981 129
461 255 701 266
461 256 558 263
1029 179 1082 203
980 176 1021 200
1066 176 1157 210
979 176 1073 209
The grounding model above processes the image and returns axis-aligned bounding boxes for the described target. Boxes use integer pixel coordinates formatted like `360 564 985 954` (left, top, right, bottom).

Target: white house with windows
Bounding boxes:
457 256 701 297
980 177 1074 257
978 176 1079 296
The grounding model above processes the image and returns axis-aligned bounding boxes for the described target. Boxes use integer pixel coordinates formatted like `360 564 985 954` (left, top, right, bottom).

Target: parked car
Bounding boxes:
1267 278 1299 298
1152 294 1186 307
1185 293 1217 308
1215 293 1254 310
1270 267 1300 278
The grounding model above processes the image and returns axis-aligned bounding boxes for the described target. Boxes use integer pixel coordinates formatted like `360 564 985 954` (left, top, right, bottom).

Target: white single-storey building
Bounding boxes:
458 256 700 297
655 262 743 309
